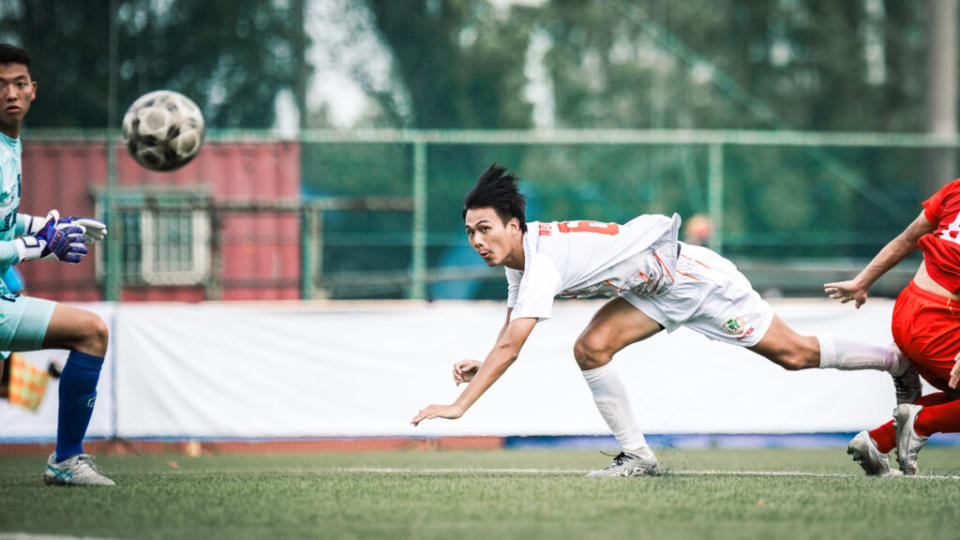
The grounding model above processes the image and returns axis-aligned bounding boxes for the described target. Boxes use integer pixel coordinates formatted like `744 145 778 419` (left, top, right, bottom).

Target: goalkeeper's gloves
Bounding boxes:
23 211 108 244
14 211 87 264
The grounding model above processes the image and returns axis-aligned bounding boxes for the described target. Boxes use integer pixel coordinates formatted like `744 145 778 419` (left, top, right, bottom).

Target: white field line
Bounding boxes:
330 466 960 480
0 535 115 540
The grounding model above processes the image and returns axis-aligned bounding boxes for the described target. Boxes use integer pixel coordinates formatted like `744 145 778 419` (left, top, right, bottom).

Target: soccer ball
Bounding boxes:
121 90 205 172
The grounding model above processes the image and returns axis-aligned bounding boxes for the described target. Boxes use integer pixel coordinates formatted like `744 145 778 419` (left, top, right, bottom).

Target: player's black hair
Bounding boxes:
462 163 527 233
0 44 30 74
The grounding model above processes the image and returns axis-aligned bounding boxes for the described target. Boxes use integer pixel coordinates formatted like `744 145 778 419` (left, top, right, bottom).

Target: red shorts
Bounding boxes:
891 281 960 391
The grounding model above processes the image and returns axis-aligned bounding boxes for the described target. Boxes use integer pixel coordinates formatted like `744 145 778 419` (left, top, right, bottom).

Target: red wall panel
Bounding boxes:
17 140 301 302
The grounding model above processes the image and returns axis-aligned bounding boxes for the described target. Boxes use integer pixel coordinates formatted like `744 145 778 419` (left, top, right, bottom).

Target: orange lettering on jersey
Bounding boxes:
539 223 552 236
556 221 619 235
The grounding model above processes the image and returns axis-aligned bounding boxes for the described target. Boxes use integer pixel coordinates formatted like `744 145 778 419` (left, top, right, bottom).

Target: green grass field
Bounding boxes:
2 448 959 539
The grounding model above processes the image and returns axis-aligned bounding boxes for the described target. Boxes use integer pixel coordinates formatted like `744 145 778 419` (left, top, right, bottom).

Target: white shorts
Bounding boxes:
620 243 773 347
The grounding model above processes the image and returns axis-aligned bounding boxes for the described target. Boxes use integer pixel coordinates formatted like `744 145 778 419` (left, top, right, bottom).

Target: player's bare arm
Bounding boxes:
411 316 537 426
824 211 935 307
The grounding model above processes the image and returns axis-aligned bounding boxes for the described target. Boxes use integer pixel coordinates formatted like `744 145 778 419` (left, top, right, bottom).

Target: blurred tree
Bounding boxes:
358 0 536 298
535 0 928 131
0 0 299 128
364 0 533 129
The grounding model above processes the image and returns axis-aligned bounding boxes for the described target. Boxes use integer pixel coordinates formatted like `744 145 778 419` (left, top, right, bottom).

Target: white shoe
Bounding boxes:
846 431 900 477
893 404 929 476
587 449 661 477
44 453 115 486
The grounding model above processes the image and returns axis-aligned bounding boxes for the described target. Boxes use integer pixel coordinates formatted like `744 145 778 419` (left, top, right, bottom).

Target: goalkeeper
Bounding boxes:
0 43 113 486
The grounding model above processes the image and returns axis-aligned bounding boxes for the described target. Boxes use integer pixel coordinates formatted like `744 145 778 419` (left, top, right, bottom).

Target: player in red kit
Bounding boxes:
826 178 960 476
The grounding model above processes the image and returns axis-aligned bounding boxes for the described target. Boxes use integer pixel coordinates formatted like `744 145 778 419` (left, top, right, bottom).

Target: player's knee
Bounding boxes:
757 333 819 371
573 334 612 371
77 312 109 356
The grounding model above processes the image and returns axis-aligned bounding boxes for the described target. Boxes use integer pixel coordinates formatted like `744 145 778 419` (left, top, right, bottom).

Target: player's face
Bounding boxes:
465 207 524 268
0 62 36 138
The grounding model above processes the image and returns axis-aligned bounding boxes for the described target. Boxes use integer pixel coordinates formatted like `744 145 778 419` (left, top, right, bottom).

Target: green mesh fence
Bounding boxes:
297 129 948 300
29 129 956 300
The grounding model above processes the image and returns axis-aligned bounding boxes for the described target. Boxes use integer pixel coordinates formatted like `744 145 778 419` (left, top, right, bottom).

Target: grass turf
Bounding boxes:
1 448 959 539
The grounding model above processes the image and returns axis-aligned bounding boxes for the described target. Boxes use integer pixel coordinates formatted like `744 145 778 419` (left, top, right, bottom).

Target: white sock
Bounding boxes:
816 335 904 374
582 362 649 453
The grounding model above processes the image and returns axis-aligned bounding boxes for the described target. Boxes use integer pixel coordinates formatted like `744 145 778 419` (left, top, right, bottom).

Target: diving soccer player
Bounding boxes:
412 163 917 477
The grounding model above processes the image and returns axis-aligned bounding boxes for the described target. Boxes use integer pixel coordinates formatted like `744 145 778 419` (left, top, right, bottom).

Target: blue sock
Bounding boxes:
55 350 104 462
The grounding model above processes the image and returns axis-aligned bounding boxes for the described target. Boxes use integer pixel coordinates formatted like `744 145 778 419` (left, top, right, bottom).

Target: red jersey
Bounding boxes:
919 178 960 293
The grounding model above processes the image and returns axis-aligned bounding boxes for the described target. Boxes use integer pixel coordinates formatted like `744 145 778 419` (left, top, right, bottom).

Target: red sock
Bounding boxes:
868 392 953 452
869 421 896 453
915 398 960 437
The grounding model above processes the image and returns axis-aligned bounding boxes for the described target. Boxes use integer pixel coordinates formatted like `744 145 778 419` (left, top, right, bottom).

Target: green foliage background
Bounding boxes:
0 0 947 297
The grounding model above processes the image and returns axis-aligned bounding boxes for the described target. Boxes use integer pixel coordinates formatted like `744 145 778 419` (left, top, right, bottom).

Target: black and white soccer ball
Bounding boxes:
121 90 205 172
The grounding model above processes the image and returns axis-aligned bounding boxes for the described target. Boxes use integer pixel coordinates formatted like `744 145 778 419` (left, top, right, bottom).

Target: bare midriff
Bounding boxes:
913 262 960 302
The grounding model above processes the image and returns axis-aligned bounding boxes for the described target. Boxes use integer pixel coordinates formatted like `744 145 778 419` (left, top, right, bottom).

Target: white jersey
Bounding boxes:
506 214 681 321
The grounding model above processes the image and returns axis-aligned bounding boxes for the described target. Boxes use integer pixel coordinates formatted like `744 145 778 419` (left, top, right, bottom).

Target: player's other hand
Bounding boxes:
950 352 960 390
41 222 87 263
411 404 464 426
58 216 107 243
453 360 481 386
823 279 868 308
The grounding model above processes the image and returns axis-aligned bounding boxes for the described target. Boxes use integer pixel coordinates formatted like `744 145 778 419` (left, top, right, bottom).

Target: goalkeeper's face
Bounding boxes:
0 62 36 136
465 206 523 268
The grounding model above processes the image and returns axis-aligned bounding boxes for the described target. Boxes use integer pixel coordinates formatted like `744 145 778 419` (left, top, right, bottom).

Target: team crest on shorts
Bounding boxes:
723 317 746 336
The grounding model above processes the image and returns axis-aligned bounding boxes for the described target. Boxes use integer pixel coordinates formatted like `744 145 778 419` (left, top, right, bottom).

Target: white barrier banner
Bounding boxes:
107 299 915 438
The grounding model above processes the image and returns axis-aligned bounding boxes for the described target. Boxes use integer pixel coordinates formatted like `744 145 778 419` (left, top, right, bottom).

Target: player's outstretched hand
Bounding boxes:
823 279 868 308
58 216 107 243
453 360 481 386
411 404 464 426
950 352 960 390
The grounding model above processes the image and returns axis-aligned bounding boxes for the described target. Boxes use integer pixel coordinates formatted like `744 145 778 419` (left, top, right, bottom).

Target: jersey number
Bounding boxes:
939 212 960 245
557 220 619 235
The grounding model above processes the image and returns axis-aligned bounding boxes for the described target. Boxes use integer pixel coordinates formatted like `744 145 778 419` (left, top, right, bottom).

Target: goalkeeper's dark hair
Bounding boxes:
462 163 527 233
0 44 30 74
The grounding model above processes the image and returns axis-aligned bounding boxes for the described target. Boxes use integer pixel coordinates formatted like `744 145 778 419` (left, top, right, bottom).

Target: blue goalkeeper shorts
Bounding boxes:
0 295 57 352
